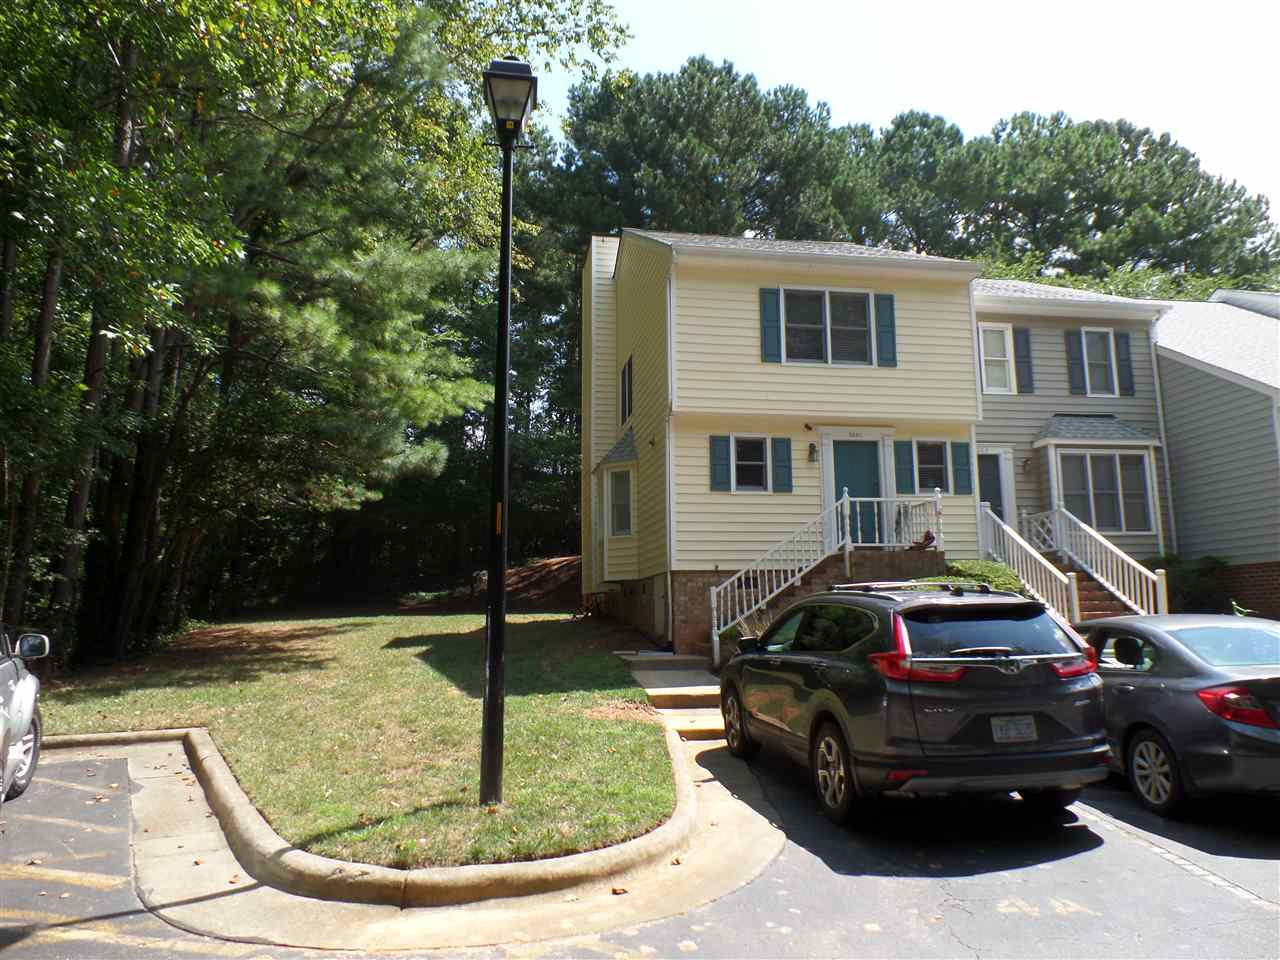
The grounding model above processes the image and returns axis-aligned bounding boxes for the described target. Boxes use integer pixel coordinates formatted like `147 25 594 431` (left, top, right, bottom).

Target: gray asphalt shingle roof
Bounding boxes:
1035 415 1158 445
625 229 974 267
597 428 637 468
972 278 1160 307
1156 300 1279 391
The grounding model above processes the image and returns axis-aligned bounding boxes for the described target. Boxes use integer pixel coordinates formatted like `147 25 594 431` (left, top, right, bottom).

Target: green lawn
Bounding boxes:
42 613 675 868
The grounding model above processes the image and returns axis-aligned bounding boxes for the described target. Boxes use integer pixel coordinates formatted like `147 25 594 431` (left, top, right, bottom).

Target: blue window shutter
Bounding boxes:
951 442 973 495
710 435 731 491
771 438 792 493
1065 330 1086 395
760 288 781 363
893 441 915 494
1013 327 1034 394
1115 332 1135 396
874 293 897 367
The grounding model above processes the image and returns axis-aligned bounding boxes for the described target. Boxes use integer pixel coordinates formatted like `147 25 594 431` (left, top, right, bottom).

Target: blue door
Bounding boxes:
833 440 881 543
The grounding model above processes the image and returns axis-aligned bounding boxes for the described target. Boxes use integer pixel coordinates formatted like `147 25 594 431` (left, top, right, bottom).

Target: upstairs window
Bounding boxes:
979 323 1014 394
783 290 826 362
1083 329 1117 397
782 289 876 365
619 356 633 424
830 293 872 364
609 469 632 536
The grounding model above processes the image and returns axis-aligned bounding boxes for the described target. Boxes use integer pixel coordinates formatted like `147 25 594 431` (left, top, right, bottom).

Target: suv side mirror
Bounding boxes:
17 633 49 659
736 636 761 655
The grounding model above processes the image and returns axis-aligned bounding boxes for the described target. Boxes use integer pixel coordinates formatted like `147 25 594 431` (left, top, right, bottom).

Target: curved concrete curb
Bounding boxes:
45 724 696 908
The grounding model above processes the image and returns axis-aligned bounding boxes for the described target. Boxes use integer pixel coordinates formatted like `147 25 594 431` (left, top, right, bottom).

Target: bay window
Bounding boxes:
1059 451 1152 532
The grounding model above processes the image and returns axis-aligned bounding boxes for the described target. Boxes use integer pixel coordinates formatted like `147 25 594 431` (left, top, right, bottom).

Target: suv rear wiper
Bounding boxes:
948 646 1016 656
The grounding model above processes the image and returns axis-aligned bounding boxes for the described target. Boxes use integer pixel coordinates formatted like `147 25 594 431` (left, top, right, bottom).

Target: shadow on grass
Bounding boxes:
42 623 354 706
385 617 641 699
290 799 475 864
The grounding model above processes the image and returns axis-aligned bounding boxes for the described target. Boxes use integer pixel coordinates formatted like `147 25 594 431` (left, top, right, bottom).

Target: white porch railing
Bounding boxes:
978 503 1080 622
1023 506 1169 616
709 489 943 664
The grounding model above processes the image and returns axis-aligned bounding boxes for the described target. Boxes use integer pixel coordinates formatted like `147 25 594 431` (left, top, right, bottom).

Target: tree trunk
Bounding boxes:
0 235 15 342
3 251 62 624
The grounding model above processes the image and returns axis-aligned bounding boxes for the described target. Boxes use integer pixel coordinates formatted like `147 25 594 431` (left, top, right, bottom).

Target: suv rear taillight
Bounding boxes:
869 614 966 682
1051 645 1098 678
1197 685 1278 728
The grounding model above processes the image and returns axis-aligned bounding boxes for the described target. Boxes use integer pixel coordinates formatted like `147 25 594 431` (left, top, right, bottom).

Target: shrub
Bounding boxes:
1144 555 1232 614
920 560 1024 594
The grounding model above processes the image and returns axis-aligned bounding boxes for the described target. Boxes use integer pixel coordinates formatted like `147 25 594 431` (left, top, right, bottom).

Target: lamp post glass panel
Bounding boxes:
480 58 536 806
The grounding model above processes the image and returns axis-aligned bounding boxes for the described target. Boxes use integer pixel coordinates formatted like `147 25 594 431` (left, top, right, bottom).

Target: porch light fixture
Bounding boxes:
808 442 819 463
482 57 538 144
479 56 537 808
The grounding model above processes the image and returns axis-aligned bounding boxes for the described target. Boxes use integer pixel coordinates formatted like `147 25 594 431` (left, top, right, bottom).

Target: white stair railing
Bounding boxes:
1045 506 1169 615
979 503 1080 622
709 490 943 664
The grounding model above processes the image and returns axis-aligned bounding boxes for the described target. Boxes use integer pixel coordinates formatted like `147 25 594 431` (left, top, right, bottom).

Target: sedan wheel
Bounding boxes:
1128 729 1183 815
811 722 855 824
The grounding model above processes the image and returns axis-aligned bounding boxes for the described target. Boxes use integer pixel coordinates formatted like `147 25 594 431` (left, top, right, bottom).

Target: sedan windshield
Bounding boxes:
1169 625 1280 667
903 604 1078 656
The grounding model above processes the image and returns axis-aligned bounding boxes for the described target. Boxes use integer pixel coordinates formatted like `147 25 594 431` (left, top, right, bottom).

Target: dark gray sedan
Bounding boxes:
1075 615 1280 815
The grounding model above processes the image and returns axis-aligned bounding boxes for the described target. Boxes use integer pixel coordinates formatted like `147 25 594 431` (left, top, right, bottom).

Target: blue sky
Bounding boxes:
534 0 1279 217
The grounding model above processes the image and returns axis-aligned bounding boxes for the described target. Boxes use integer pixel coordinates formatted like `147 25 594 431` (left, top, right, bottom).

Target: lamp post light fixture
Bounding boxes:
479 57 536 807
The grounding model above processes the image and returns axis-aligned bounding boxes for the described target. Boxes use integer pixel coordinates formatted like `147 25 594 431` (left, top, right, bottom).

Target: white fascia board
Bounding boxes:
973 295 1162 322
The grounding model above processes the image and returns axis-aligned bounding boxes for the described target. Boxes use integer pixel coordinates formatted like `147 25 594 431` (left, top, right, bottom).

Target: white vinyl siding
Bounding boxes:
974 312 1170 558
1158 353 1280 565
675 264 977 421
580 236 620 593
979 323 1014 394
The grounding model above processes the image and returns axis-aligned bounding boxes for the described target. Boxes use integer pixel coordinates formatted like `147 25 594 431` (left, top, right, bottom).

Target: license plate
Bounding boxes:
991 715 1037 743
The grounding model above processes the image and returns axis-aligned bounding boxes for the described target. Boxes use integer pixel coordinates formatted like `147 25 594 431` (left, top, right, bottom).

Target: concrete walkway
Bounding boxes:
38 731 782 951
621 654 726 742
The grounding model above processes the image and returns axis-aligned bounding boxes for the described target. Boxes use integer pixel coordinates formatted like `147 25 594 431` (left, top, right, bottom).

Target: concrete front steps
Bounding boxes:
620 653 725 741
1045 555 1133 620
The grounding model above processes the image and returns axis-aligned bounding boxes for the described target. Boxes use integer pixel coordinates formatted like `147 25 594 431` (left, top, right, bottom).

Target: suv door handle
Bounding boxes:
765 658 783 668
1113 684 1135 693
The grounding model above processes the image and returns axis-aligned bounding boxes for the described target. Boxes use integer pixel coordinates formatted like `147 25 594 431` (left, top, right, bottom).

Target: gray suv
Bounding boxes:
720 582 1110 823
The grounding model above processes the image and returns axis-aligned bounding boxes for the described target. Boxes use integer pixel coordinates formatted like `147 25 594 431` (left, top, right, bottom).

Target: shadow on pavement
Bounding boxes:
698 743 1105 879
1082 775 1280 859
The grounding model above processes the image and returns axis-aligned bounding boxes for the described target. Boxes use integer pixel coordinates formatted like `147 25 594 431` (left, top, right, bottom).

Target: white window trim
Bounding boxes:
779 286 878 367
607 466 634 537
729 433 771 493
1056 448 1154 534
912 438 952 495
1082 327 1119 398
978 322 1015 395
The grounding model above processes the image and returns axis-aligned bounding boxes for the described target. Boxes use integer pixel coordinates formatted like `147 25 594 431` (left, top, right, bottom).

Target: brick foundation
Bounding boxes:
1221 561 1280 619
671 550 947 656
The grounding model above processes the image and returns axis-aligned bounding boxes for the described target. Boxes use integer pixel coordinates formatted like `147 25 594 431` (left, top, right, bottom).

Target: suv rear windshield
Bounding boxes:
903 604 1078 657
1169 625 1280 667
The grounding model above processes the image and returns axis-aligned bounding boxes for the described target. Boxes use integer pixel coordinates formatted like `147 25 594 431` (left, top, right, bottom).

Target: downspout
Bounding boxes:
1149 312 1177 555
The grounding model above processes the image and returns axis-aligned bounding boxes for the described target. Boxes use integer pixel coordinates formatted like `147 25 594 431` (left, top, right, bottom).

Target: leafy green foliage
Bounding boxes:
922 560 1026 595
1144 555 1232 614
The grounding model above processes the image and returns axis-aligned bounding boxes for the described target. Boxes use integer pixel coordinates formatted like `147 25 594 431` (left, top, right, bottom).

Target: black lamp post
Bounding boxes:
479 57 536 806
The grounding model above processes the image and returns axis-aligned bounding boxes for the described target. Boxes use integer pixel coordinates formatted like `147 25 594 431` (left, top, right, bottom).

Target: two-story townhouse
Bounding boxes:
1155 295 1280 617
970 280 1175 618
581 230 984 658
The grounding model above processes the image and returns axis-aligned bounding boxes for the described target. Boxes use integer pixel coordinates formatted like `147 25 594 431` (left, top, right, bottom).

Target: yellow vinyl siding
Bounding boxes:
580 236 620 593
672 416 979 569
674 263 977 421
614 234 673 579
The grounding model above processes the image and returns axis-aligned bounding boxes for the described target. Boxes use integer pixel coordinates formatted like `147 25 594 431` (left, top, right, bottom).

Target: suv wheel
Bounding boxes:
1128 728 1183 816
811 721 855 824
722 687 758 760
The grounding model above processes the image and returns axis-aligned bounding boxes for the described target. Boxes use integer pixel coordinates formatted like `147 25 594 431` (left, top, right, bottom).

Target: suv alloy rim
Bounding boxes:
815 734 847 809
725 695 742 750
1132 739 1172 806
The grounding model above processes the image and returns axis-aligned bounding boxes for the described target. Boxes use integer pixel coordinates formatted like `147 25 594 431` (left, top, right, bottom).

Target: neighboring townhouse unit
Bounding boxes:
581 230 984 657
1155 296 1280 617
970 280 1174 620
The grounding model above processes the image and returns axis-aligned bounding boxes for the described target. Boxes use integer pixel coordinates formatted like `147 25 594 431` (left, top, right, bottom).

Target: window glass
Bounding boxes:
1090 454 1121 529
609 470 632 535
829 293 871 364
1085 331 1115 394
764 609 807 654
1170 625 1280 667
619 357 633 424
784 290 826 361
916 441 949 493
981 327 1012 391
1099 635 1157 672
794 605 878 653
1119 455 1150 531
903 604 1077 656
1060 454 1092 524
734 437 768 490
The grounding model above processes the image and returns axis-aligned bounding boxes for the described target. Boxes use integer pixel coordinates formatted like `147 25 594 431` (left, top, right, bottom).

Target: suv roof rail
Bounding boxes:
830 580 1006 596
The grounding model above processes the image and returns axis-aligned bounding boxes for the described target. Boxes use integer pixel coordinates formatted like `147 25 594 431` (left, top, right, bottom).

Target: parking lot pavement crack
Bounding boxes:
1077 804 1280 912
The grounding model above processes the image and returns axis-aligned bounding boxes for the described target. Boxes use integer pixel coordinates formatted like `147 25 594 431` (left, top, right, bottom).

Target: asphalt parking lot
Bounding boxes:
1 750 1277 959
